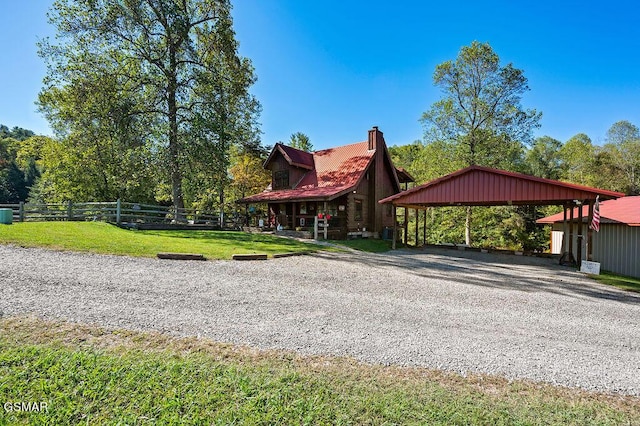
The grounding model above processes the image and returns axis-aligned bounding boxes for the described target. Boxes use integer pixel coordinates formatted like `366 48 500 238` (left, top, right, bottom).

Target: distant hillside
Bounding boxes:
0 124 36 141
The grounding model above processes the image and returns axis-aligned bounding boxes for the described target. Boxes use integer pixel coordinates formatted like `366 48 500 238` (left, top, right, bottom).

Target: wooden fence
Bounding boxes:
0 200 240 228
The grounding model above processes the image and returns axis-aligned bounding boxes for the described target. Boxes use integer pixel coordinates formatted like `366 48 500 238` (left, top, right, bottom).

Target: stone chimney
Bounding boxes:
368 126 382 151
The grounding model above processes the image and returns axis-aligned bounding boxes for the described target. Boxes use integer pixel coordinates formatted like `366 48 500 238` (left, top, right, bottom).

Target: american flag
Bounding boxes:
590 196 600 232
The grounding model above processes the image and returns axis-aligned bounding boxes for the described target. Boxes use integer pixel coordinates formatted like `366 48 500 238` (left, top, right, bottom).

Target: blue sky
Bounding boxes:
1 1 639 150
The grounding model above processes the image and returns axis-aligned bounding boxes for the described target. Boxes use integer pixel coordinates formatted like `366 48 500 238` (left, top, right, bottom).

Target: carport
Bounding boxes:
379 166 624 265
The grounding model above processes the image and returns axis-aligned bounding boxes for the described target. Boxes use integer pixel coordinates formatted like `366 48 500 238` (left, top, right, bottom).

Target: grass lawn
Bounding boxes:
0 222 327 260
1 317 638 425
589 271 640 293
333 238 396 253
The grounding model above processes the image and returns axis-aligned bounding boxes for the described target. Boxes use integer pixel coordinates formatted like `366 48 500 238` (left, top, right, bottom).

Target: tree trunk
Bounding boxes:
168 51 184 216
219 186 224 228
465 206 472 246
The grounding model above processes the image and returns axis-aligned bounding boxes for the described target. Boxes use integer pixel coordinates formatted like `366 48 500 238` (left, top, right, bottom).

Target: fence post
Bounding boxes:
116 199 121 225
67 200 73 221
19 201 25 222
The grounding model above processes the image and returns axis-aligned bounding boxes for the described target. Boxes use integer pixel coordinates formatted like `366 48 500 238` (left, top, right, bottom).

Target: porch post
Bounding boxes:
562 204 568 253
423 208 427 246
403 207 408 246
323 201 328 239
392 206 397 250
577 201 583 266
292 202 297 229
587 200 594 261
414 209 419 247
569 203 574 260
314 216 319 240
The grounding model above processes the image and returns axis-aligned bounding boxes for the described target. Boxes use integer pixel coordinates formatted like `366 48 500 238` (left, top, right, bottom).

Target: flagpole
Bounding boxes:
587 200 594 261
588 196 601 263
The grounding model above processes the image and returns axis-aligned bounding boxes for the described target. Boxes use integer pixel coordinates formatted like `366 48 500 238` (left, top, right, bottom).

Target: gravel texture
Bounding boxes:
1 244 639 395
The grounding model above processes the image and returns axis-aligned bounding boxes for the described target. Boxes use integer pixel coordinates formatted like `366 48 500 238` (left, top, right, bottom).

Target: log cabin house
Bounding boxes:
238 127 413 239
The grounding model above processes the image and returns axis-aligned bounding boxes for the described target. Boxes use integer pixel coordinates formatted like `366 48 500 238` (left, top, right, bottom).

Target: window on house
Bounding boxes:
273 170 289 189
354 199 363 221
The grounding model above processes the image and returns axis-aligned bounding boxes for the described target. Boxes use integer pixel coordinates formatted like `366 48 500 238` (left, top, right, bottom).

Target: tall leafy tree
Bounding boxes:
0 137 28 203
421 41 541 245
602 120 640 194
526 136 563 179
288 132 313 152
0 130 45 203
38 66 159 203
559 133 596 186
39 0 260 211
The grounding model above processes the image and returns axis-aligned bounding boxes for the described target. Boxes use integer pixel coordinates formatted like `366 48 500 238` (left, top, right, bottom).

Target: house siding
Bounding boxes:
379 162 397 230
594 224 640 278
267 153 306 189
551 222 640 278
347 193 368 230
346 173 370 230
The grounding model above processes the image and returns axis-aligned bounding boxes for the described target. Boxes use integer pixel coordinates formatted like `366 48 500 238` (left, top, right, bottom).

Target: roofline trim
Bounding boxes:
379 165 625 204
263 143 314 170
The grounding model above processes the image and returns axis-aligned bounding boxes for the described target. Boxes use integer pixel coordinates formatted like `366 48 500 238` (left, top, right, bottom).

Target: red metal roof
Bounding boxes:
379 166 624 207
395 167 415 183
263 143 315 170
240 141 375 203
537 196 639 226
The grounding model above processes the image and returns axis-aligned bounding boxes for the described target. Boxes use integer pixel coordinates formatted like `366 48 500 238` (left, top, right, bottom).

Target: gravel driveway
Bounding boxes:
1 244 639 395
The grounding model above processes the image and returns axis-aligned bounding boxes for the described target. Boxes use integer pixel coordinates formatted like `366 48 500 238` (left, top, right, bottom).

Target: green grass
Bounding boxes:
0 222 327 260
590 271 640 293
1 317 638 425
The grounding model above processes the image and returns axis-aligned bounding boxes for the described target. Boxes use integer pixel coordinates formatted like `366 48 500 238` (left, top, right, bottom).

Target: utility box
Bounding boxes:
0 208 13 225
382 227 393 240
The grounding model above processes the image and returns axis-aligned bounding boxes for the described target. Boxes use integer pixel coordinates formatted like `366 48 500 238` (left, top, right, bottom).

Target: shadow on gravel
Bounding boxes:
314 248 640 305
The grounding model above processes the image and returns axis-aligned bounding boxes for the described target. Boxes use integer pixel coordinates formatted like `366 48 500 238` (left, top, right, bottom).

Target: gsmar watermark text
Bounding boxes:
3 401 49 412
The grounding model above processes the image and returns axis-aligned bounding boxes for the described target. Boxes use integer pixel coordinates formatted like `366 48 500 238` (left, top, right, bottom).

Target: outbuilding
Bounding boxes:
538 196 640 278
379 166 624 267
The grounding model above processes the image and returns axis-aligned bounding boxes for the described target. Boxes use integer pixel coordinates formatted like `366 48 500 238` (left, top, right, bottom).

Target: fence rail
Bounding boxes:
0 200 241 229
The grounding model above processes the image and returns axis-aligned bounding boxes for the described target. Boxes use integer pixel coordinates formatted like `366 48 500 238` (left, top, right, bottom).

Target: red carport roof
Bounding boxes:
379 166 624 207
537 196 640 226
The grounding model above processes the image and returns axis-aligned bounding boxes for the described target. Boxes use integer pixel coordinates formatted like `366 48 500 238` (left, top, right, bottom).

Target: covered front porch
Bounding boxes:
267 195 355 240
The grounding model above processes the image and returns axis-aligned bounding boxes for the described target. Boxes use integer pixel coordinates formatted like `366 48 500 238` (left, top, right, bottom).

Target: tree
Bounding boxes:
0 137 29 203
288 132 313 152
0 125 35 141
526 136 563 180
559 133 597 186
421 41 541 245
389 140 462 184
38 65 159 203
603 120 640 194
39 0 260 211
228 145 270 222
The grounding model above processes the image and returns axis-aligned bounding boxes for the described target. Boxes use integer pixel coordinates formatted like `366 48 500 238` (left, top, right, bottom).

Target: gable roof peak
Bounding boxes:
265 142 314 170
